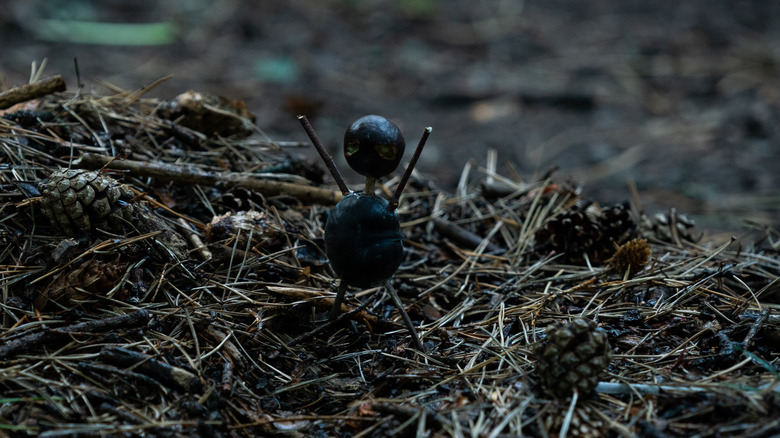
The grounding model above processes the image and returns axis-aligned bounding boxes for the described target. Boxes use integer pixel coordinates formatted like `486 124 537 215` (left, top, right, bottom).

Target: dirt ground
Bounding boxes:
2 0 780 234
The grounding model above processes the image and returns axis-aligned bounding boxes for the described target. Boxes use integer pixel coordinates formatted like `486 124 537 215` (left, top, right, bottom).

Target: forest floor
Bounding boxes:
1 2 780 437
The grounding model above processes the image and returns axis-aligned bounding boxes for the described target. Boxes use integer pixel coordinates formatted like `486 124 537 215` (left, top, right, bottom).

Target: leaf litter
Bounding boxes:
0 75 779 437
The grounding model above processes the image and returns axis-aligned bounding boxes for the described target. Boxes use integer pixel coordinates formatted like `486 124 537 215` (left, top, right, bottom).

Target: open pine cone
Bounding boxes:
536 318 611 398
535 201 636 264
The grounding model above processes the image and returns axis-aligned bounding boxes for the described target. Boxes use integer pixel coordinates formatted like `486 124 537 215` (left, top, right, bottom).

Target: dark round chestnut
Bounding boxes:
344 115 406 179
324 192 404 288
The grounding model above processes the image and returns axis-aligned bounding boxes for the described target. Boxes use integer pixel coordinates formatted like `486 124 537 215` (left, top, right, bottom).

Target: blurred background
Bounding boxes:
2 0 779 233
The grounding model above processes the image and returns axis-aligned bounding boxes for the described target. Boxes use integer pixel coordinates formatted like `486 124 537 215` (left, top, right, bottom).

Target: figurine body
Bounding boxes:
324 192 404 288
298 114 431 350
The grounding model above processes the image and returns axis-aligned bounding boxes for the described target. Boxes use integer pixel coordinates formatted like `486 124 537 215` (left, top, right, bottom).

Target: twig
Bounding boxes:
0 310 150 360
73 152 343 205
389 127 432 212
297 115 350 195
99 346 202 393
79 361 165 390
743 308 771 351
221 358 233 392
329 282 350 321
0 75 67 109
176 217 212 261
433 217 503 253
481 180 519 198
384 279 424 350
201 326 247 370
595 381 780 395
97 402 143 424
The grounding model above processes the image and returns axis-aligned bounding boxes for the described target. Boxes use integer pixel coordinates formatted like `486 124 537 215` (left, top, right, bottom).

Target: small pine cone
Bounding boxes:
536 201 637 264
536 319 611 398
535 207 602 263
608 237 651 276
639 209 698 244
600 202 636 247
39 169 136 236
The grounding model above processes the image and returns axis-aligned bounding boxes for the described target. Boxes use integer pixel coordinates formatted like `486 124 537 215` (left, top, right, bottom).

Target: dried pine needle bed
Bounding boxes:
1 78 780 437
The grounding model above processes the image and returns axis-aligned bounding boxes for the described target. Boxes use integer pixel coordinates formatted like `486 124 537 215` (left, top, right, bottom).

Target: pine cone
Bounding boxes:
39 169 137 236
639 209 698 244
608 237 651 276
536 319 611 398
535 201 636 264
535 202 602 263
601 202 636 245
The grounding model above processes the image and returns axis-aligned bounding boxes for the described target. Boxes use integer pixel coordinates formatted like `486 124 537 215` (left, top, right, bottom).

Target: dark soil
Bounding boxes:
2 0 780 232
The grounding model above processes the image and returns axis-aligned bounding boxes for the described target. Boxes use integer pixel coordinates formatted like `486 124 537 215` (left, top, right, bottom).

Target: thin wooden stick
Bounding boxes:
384 279 424 350
0 310 150 360
0 75 67 109
297 115 350 196
433 217 503 253
99 346 201 392
329 282 350 321
73 152 343 205
389 127 431 212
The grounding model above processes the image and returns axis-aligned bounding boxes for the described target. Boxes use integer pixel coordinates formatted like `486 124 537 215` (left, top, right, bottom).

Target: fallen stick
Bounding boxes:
0 309 150 360
99 346 202 393
433 217 503 253
0 75 67 109
596 380 780 396
73 152 343 205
